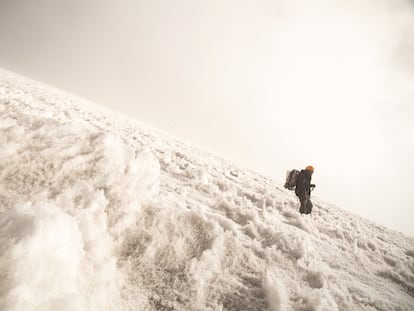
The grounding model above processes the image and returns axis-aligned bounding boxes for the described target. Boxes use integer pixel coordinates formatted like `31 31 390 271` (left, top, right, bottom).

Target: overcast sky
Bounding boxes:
1 0 413 236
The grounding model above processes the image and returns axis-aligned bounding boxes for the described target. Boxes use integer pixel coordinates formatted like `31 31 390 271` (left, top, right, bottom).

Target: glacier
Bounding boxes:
0 69 413 310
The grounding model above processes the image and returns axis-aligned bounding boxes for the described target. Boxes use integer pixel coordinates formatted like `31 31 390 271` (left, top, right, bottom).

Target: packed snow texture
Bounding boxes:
0 69 413 311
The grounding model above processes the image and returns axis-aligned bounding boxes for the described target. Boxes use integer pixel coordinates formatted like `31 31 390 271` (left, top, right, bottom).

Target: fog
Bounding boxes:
0 0 413 235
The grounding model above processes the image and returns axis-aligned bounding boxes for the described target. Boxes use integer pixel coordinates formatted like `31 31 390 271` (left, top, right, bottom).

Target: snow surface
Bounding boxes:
0 68 413 311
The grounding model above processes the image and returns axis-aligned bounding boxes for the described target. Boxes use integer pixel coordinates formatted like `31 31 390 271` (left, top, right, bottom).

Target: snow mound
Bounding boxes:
0 202 117 311
0 82 160 311
0 69 413 310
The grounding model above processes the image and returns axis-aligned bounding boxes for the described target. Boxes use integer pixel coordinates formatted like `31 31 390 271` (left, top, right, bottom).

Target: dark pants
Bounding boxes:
297 193 313 214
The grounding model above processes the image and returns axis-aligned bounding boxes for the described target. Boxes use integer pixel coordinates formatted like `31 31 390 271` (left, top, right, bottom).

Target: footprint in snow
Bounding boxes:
303 270 325 289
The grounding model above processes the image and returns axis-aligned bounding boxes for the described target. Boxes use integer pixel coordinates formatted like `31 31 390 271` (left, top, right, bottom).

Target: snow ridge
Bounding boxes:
0 69 413 310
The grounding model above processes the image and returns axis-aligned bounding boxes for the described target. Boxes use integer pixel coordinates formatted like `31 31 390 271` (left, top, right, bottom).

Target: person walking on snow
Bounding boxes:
295 165 315 214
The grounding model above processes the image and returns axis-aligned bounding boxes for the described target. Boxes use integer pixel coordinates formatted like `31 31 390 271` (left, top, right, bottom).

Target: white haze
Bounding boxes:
0 0 413 236
1 69 414 311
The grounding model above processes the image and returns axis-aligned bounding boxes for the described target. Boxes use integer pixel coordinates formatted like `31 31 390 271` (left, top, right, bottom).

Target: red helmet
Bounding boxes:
306 165 314 172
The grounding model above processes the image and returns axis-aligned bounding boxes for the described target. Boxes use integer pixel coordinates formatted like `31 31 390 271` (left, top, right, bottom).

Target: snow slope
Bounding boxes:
0 69 413 311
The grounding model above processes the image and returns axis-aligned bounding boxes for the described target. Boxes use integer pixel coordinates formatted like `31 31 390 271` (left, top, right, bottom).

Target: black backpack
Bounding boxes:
284 169 299 190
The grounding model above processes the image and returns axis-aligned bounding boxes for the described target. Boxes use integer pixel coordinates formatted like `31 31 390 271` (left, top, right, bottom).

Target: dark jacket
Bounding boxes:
295 169 312 196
